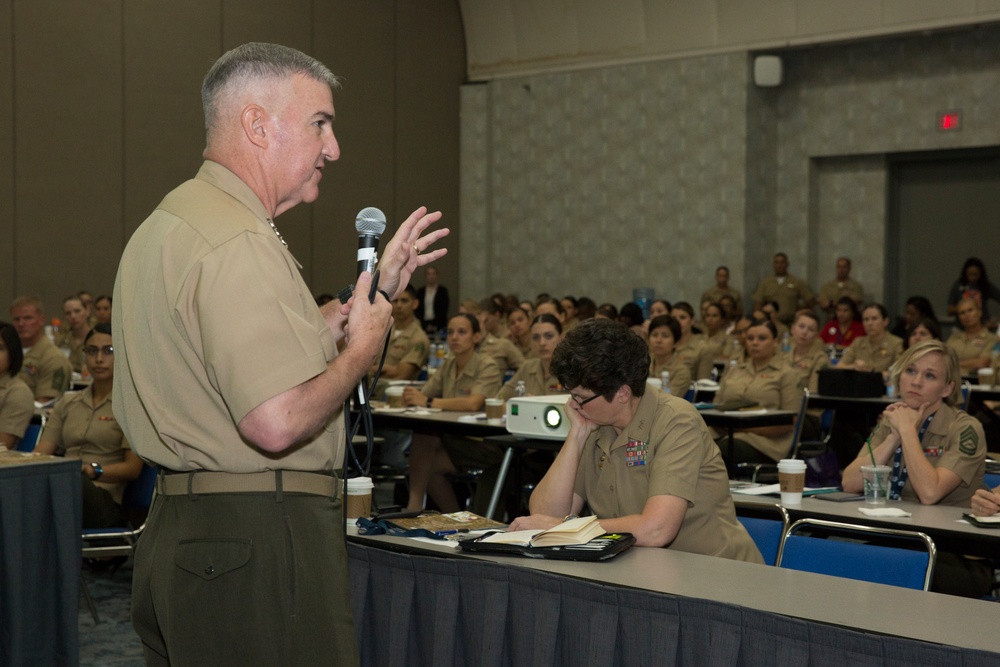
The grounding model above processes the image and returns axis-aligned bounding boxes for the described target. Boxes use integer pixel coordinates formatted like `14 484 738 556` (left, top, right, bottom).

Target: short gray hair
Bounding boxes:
201 42 340 131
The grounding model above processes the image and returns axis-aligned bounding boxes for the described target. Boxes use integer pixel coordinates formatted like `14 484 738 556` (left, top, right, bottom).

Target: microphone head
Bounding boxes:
355 207 386 237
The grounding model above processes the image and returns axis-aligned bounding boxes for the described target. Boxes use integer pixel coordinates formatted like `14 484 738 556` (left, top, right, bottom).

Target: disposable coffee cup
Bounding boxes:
385 385 405 408
646 378 663 391
860 465 891 505
485 398 505 424
777 458 807 505
978 367 995 390
345 476 374 519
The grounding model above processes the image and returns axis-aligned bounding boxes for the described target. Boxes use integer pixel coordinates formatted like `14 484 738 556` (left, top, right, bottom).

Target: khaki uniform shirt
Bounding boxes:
0 375 34 439
573 391 763 563
497 358 563 400
946 329 997 364
867 404 985 507
649 355 692 397
112 161 342 473
676 335 707 380
19 336 72 401
54 330 86 373
752 274 813 324
370 318 430 400
840 333 903 374
780 343 830 393
714 357 799 461
422 352 501 400
700 286 742 314
44 386 130 503
818 278 863 310
478 333 524 373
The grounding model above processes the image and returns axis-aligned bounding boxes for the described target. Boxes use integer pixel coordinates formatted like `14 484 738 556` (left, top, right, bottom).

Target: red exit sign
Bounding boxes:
937 110 961 131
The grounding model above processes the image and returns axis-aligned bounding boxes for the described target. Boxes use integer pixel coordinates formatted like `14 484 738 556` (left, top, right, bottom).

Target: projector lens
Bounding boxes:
543 406 562 429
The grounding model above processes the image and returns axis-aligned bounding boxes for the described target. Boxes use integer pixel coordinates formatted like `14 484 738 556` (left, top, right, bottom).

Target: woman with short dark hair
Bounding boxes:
0 322 33 450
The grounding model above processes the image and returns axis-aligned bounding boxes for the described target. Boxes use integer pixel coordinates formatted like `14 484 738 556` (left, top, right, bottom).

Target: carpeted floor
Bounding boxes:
79 561 144 666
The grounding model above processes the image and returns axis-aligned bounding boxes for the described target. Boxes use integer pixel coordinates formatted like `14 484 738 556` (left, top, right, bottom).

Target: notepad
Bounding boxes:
479 515 605 547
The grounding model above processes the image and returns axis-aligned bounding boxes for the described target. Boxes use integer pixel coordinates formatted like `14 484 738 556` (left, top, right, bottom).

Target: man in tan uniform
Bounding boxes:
509 319 763 564
9 296 71 403
752 253 814 325
112 43 447 666
817 256 864 317
701 265 742 316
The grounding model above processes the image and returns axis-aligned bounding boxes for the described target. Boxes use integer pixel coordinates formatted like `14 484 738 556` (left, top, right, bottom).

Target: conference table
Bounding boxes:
0 451 81 667
732 492 1000 558
347 526 1000 665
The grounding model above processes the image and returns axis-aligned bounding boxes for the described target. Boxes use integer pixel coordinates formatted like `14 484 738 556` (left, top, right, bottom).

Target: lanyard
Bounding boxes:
888 413 935 500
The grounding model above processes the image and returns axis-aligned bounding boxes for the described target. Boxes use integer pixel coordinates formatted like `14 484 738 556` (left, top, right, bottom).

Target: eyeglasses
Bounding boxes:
570 392 603 407
84 345 114 357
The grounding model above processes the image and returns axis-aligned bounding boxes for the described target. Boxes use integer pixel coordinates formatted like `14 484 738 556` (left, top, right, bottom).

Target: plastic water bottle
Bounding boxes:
515 380 526 397
660 371 671 395
781 331 791 353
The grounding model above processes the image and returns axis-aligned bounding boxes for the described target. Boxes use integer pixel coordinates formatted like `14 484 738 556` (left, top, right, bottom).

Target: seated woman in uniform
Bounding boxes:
839 303 903 378
712 319 799 467
498 314 563 400
670 302 711 379
906 316 942 349
757 300 789 341
403 314 502 513
459 299 524 375
891 295 936 339
946 297 996 372
820 296 865 353
506 306 533 358
35 324 143 528
618 302 646 339
0 322 34 450
842 340 990 597
641 298 672 338
781 310 829 393
699 302 730 369
646 315 693 397
54 295 91 374
946 257 1000 325
508 319 762 562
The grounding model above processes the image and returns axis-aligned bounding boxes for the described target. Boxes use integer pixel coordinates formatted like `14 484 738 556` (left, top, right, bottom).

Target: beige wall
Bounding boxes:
0 0 465 320
459 24 1000 310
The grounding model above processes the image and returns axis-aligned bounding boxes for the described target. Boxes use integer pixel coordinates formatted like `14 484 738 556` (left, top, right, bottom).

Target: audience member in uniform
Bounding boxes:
55 295 91 373
370 285 430 392
781 310 829 394
712 319 799 467
575 296 596 322
906 317 942 349
595 303 617 320
462 298 524 374
403 314 502 513
839 303 903 377
701 265 742 316
417 265 449 336
817 256 864 318
752 252 814 325
700 302 730 367
498 314 564 399
9 296 72 403
946 257 1000 325
535 296 567 325
35 324 143 528
756 300 789 341
506 306 533 358
560 296 580 331
820 296 865 352
93 295 113 326
646 315 693 396
842 340 989 597
946 297 997 372
891 295 936 340
670 302 709 379
0 323 34 450
519 300 535 320
507 319 763 563
618 302 646 339
719 294 739 326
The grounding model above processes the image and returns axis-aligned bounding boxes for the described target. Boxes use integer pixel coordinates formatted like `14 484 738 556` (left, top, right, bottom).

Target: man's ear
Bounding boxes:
241 104 268 149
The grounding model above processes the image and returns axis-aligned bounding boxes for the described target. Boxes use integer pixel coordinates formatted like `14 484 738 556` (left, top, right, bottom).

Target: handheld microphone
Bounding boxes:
356 207 387 278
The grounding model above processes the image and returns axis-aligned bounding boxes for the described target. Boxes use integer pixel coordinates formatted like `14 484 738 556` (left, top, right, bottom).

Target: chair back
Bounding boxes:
734 502 789 566
683 383 696 403
122 463 158 510
961 381 972 412
17 413 45 452
786 388 810 458
777 518 936 590
984 472 1000 490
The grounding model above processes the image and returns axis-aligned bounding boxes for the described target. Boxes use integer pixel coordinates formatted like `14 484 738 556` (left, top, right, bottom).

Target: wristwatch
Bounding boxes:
90 462 104 480
563 514 579 523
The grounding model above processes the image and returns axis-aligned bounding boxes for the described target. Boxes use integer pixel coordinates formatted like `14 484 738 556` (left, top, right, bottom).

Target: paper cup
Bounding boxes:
345 476 374 519
978 367 995 390
860 465 891 505
646 378 663 391
777 459 806 505
385 385 405 407
485 398 505 424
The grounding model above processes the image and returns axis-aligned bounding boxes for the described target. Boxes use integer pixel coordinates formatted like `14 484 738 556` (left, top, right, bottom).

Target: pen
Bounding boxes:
434 530 458 536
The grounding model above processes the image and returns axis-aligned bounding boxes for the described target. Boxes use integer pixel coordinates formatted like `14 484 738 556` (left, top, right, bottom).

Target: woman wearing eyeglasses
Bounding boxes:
35 323 143 528
0 323 34 450
508 320 762 562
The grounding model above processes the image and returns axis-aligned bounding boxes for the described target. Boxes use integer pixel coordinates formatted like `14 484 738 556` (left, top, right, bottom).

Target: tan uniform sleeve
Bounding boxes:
469 358 502 397
0 382 34 438
937 415 986 486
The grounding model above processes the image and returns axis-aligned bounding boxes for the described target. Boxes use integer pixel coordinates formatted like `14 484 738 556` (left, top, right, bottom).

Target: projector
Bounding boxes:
505 394 571 440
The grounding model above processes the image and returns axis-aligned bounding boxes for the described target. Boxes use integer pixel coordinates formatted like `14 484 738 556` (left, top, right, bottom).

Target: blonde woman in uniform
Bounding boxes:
781 310 829 393
55 295 91 373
